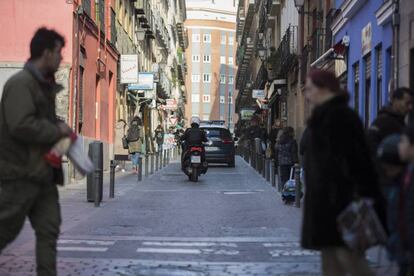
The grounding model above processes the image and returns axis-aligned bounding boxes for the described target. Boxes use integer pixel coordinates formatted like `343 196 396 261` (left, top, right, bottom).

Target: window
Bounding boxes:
203 34 211 43
364 54 372 128
220 56 226 64
220 75 226 84
203 114 210 120
229 36 234 45
228 57 234 65
228 95 233 104
221 35 226 45
192 34 200 42
228 76 234 85
353 62 360 113
192 74 200 83
220 96 225 103
192 55 200 62
202 95 211 103
203 74 211 83
376 46 383 113
203 55 211 63
191 94 200 103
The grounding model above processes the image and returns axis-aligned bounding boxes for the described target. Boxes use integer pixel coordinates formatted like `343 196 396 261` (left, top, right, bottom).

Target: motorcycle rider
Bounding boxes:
180 116 208 172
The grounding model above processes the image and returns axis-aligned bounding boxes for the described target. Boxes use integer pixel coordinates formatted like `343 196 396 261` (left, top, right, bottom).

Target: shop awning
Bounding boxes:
310 40 347 68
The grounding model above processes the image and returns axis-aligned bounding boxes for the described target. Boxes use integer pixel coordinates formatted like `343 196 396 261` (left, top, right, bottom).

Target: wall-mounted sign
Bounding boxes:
164 99 178 110
240 109 256 120
127 73 154 90
361 22 372 56
120 55 139 84
252 89 265 99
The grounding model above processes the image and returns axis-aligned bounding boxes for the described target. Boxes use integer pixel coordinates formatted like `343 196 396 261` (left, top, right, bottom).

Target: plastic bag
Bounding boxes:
66 137 94 176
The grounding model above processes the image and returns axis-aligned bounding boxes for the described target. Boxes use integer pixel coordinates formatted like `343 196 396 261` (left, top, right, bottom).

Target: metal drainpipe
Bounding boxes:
392 0 400 88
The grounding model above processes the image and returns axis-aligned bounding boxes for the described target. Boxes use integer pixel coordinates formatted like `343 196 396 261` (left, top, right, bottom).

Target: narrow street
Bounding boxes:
0 157 321 275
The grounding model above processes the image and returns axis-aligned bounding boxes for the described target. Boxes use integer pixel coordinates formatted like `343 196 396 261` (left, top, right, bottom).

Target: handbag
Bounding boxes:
337 198 387 252
122 136 129 149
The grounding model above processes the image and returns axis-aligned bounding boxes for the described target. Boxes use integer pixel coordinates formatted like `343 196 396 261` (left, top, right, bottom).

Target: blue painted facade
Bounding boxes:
334 0 393 126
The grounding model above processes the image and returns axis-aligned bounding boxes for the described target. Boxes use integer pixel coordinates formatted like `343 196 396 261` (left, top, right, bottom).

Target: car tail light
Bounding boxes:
222 138 233 144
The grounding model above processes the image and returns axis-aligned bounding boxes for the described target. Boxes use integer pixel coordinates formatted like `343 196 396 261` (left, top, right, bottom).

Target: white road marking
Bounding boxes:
222 191 258 195
58 240 115 246
142 241 237 247
60 235 299 243
269 249 319 257
58 246 108 252
137 248 202 254
263 242 301 247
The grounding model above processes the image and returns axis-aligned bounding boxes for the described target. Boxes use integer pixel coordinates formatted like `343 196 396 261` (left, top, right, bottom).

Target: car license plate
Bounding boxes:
205 146 219 151
191 156 201 163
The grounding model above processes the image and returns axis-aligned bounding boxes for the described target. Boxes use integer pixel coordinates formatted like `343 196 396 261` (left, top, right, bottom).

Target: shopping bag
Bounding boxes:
122 136 129 149
66 136 95 176
337 199 387 252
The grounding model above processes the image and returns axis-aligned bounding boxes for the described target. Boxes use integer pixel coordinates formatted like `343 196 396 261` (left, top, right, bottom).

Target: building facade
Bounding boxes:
332 0 394 128
398 0 414 90
184 0 238 130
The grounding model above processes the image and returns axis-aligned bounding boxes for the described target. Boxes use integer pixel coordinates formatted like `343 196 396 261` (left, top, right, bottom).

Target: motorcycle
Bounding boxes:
182 142 209 182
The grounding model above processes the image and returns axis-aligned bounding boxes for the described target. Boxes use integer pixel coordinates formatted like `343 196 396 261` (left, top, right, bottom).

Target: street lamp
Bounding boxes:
294 0 305 8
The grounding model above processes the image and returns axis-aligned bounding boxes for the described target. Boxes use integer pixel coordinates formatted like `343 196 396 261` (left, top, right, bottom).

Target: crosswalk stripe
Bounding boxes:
58 240 115 246
137 248 202 254
263 242 301 247
142 241 237 247
58 246 108 252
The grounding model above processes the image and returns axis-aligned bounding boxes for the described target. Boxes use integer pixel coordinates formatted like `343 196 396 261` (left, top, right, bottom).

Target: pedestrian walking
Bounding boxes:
275 127 298 185
154 124 165 152
301 69 383 276
127 116 143 173
367 87 414 154
0 28 73 275
393 124 414 276
268 119 282 149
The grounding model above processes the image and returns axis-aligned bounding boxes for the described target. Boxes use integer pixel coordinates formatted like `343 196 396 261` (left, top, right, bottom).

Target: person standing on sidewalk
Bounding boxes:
0 28 73 275
301 69 383 276
275 127 298 185
367 87 414 154
154 124 164 153
127 116 143 173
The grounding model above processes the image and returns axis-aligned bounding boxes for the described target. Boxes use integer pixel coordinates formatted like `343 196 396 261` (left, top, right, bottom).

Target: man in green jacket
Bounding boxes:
0 28 72 275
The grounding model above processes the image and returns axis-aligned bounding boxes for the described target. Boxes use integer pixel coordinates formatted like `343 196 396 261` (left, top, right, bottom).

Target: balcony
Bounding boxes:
254 63 268 90
258 0 267 33
300 45 310 84
153 10 169 50
310 28 325 63
177 51 186 85
176 22 188 49
235 37 255 91
237 0 255 45
267 25 298 80
236 0 246 40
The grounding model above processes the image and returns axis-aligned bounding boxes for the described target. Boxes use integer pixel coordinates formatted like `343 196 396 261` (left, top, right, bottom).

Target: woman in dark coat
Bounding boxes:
301 69 382 276
275 127 299 185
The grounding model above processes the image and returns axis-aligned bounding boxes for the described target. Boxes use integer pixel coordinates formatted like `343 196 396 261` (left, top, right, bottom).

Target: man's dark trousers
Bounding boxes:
0 180 61 276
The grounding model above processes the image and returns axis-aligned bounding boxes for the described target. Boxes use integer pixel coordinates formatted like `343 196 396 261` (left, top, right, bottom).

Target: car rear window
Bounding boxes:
203 128 231 139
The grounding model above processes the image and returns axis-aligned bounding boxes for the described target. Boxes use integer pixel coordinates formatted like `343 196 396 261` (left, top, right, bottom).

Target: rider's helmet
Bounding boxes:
190 116 201 126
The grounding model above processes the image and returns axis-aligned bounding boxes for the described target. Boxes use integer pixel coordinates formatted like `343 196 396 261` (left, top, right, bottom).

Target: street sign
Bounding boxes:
252 89 265 99
120 55 139 84
169 116 178 125
240 109 256 120
128 73 154 90
164 99 178 110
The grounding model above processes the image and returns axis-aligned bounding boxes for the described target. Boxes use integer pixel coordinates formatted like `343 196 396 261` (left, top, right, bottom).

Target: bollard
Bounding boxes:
265 159 270 182
150 153 154 175
271 159 276 187
163 150 167 167
261 155 266 178
144 154 149 177
94 169 101 207
155 152 159 171
138 156 143 182
109 160 115 198
294 164 302 208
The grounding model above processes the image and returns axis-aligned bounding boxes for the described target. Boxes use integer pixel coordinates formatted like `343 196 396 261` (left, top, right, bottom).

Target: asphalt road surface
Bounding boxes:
0 157 324 275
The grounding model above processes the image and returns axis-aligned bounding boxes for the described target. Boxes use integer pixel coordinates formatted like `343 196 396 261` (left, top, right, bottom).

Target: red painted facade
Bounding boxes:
0 0 118 145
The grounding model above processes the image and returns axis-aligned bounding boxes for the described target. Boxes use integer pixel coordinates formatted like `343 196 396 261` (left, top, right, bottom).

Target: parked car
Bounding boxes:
200 121 236 167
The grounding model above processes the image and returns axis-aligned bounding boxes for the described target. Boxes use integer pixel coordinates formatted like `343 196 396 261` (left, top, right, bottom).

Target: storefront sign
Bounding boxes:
361 22 372 56
127 73 154 90
120 55 139 84
240 109 256 120
165 99 178 110
252 89 265 99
